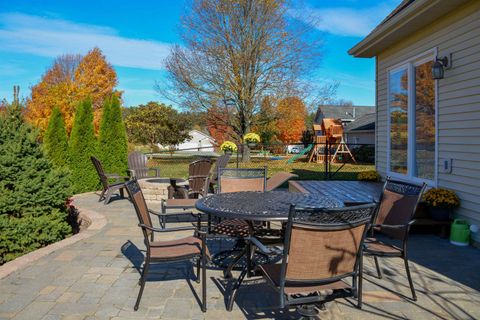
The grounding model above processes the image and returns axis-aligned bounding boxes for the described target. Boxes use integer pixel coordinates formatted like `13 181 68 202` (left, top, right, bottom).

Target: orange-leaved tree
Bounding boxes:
25 48 118 136
206 106 234 145
25 54 80 135
74 48 118 132
276 96 307 144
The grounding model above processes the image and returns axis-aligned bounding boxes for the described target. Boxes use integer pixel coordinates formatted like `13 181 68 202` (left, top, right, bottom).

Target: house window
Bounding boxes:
388 55 436 183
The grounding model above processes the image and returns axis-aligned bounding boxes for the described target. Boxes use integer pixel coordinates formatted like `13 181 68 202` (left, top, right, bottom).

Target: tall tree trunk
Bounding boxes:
241 144 250 162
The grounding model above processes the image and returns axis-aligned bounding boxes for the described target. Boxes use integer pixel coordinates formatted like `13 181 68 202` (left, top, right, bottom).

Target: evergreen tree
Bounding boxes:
0 95 72 264
44 107 68 167
98 95 128 175
68 98 98 193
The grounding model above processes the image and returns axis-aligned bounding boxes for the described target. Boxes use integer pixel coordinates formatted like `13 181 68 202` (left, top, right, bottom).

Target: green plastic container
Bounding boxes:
450 219 470 246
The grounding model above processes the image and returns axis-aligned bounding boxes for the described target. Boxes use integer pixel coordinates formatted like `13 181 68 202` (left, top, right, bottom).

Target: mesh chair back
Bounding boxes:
128 152 149 179
125 179 154 237
218 167 267 193
91 156 108 190
375 178 426 239
188 159 212 197
282 204 375 285
211 154 231 183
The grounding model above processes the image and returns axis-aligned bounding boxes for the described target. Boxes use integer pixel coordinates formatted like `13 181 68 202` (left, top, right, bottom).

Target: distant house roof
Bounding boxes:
344 113 376 132
187 129 217 144
314 105 375 124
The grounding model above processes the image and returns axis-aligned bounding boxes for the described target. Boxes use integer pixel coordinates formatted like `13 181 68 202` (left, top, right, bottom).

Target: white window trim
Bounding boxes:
386 48 438 186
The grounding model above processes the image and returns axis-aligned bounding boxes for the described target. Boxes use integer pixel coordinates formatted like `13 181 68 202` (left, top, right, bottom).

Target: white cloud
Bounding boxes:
289 2 396 37
0 13 171 70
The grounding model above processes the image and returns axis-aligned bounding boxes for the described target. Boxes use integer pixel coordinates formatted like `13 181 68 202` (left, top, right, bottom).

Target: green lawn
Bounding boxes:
148 155 374 181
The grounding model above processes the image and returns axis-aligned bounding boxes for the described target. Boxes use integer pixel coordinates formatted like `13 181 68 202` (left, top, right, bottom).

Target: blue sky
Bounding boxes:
0 0 398 107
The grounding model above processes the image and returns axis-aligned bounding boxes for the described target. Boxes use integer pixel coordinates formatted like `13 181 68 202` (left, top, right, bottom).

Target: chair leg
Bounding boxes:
223 246 247 279
159 215 166 229
134 260 150 311
374 256 382 279
196 258 201 284
201 254 207 312
358 255 363 309
227 267 248 311
404 257 417 301
104 188 114 205
98 189 106 202
120 187 125 198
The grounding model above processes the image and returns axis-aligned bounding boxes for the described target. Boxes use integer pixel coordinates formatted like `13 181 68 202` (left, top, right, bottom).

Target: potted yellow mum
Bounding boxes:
244 133 260 148
423 188 460 221
220 141 237 155
357 170 380 182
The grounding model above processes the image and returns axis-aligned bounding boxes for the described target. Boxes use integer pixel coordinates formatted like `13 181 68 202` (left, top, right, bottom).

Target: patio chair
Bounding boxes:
363 177 427 301
91 156 129 205
173 158 212 199
229 203 376 316
159 159 212 228
210 154 231 191
211 167 269 276
210 167 267 237
125 179 209 312
127 151 160 179
217 167 267 193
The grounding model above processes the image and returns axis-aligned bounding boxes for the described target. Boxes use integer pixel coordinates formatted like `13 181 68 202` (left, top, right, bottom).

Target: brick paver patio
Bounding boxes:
1 193 479 319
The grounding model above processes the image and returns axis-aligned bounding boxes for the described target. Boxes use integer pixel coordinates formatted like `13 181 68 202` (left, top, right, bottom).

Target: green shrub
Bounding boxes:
68 98 99 193
43 107 68 168
352 145 375 163
0 210 71 264
98 95 128 175
0 102 72 264
357 170 380 182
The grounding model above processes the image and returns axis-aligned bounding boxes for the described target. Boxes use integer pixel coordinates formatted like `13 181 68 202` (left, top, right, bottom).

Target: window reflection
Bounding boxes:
414 61 435 180
389 69 408 174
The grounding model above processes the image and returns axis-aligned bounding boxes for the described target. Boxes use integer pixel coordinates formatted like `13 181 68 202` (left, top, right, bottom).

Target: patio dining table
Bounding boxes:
195 191 344 311
195 190 343 222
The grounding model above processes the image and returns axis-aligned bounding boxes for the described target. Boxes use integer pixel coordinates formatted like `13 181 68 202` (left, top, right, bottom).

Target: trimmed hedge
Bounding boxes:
98 95 128 175
68 98 99 193
44 106 68 168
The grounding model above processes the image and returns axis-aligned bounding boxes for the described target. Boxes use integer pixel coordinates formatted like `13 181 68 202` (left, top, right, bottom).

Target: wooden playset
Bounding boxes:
307 118 356 164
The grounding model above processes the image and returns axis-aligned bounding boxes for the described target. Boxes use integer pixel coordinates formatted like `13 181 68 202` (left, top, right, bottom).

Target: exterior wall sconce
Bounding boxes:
432 53 452 80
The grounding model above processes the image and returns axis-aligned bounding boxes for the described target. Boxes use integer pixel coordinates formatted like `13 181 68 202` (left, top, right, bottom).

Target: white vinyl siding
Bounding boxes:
376 0 480 225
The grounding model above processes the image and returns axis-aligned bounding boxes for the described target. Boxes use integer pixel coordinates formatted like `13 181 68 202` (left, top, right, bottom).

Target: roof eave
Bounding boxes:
348 0 469 58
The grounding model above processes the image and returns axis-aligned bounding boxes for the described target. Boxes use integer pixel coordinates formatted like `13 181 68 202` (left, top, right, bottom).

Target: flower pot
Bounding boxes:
428 206 452 221
247 143 257 148
224 150 233 155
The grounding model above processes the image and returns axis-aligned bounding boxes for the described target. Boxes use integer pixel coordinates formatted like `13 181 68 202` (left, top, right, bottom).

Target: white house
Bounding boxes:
164 129 216 152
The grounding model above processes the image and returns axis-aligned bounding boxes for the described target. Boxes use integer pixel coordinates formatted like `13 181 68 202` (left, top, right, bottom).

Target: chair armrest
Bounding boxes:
149 167 160 176
246 237 283 255
148 209 164 217
106 173 129 181
127 169 136 177
138 223 197 233
372 220 415 229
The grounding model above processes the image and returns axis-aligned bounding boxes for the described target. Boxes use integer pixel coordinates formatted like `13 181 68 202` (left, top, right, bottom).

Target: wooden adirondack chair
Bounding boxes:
128 151 160 179
91 156 129 205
